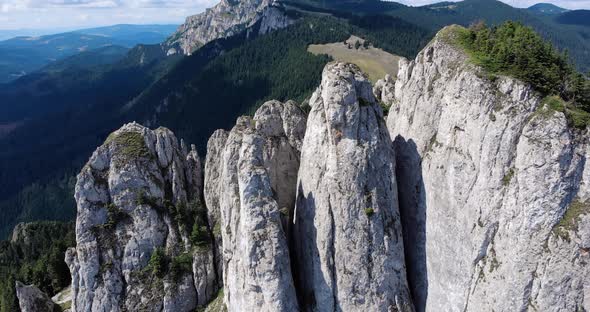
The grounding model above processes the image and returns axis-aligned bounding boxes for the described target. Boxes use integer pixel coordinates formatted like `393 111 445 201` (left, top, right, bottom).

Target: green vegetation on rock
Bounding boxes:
455 21 590 128
147 247 167 277
170 252 193 281
553 198 590 242
502 168 515 186
108 131 151 159
197 288 226 312
0 221 75 312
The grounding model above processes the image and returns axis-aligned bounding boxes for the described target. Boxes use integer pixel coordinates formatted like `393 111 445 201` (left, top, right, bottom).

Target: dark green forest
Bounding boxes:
0 222 75 312
0 10 431 240
129 13 430 150
287 0 590 73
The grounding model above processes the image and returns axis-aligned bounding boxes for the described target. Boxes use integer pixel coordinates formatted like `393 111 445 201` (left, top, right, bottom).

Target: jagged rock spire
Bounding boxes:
293 62 414 312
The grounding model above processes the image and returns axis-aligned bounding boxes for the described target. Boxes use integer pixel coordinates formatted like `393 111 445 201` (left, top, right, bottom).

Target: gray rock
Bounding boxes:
165 0 292 55
293 62 414 312
386 25 590 312
66 122 217 312
216 100 304 311
373 74 396 107
204 129 229 281
15 281 58 312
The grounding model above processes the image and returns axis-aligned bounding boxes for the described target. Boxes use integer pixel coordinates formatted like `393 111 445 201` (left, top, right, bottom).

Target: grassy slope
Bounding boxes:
308 36 401 82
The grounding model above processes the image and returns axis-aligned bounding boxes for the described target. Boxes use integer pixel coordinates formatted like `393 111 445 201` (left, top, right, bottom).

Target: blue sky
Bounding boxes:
0 0 589 30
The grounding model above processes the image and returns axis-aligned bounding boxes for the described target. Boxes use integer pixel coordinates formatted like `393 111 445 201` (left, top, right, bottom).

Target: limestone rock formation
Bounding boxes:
204 129 229 280
214 100 305 311
373 74 396 106
165 0 293 55
293 62 414 312
15 281 58 312
386 25 590 312
65 122 218 312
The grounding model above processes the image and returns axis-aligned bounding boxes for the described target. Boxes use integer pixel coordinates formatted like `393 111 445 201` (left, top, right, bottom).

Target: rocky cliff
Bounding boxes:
293 62 414 311
63 26 589 312
382 25 590 312
65 123 219 312
164 0 293 55
215 100 304 311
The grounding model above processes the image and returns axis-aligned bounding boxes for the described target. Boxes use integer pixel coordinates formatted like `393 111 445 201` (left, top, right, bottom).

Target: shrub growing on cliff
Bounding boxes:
457 21 590 127
170 253 192 281
147 247 167 277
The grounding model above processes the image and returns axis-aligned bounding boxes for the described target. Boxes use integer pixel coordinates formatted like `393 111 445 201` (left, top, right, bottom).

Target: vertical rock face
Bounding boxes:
204 129 229 280
66 122 218 312
215 100 305 311
165 0 292 56
293 62 414 312
386 25 590 312
15 281 58 312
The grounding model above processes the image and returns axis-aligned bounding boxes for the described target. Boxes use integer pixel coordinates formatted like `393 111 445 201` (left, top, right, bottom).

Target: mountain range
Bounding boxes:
0 0 589 310
2 0 589 242
0 24 178 83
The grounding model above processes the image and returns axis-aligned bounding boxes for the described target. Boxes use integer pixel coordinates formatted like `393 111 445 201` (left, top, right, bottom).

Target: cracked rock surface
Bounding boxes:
385 25 590 312
293 62 414 312
214 100 305 311
66 122 218 312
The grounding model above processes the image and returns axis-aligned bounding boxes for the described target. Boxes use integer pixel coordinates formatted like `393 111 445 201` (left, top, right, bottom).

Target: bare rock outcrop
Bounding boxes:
65 122 218 312
15 281 58 312
204 129 229 280
165 0 293 55
293 62 414 312
386 25 590 312
373 74 396 106
214 100 305 311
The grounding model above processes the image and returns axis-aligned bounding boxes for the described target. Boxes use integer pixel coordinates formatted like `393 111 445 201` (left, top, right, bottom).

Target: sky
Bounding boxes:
0 0 589 30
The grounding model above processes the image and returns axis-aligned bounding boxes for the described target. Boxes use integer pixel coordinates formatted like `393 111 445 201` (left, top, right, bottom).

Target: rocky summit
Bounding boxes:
57 25 589 312
164 0 293 55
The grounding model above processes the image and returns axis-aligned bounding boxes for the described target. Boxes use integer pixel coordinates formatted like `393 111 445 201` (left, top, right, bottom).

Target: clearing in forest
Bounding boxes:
308 35 401 83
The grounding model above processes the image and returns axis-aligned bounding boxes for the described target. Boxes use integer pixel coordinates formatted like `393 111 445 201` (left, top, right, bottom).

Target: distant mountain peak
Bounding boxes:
164 0 293 56
528 2 569 14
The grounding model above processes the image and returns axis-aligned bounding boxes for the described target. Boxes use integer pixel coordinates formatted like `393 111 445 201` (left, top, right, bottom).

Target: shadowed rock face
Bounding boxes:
215 100 305 311
65 122 218 312
293 62 414 312
383 25 590 312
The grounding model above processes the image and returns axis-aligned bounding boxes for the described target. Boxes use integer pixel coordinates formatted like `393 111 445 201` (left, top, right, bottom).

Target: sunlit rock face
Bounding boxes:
66 123 218 312
385 25 590 312
293 62 414 312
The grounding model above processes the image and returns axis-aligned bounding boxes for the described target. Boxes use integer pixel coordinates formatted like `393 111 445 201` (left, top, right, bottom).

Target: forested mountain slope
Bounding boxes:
0 4 430 239
286 0 590 73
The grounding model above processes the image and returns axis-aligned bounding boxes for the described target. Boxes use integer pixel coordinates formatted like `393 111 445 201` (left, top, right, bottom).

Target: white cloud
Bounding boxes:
398 0 590 9
0 0 218 28
0 0 588 30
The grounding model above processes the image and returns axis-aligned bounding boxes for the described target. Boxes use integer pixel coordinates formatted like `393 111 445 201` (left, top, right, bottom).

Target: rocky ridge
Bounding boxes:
58 25 590 312
293 62 414 311
65 123 219 312
164 0 293 55
382 25 590 311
